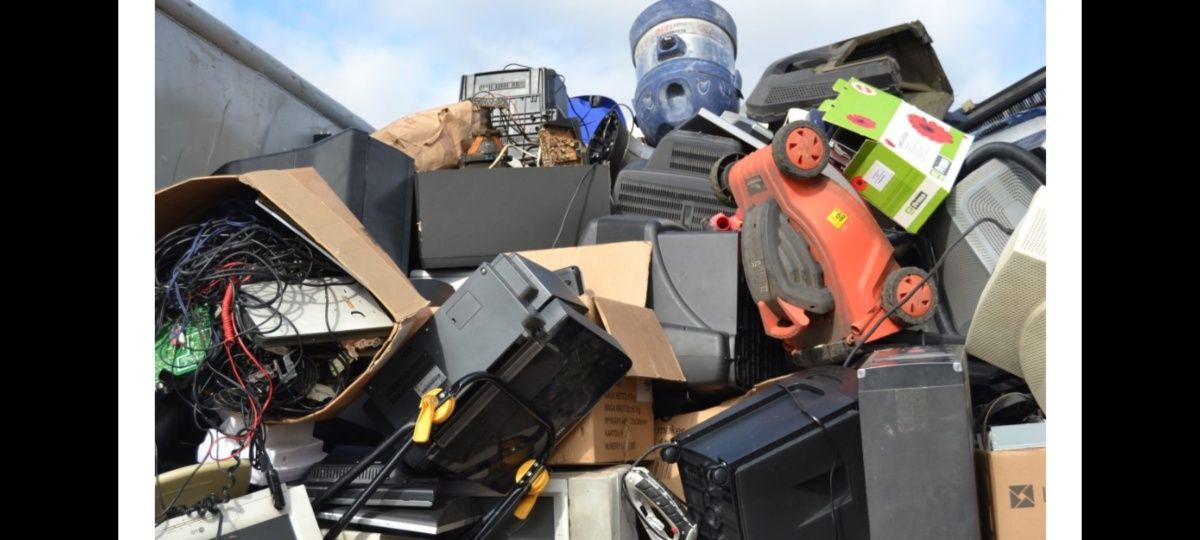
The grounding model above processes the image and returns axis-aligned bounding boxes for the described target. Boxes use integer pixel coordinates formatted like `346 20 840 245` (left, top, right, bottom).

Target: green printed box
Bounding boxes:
818 78 973 232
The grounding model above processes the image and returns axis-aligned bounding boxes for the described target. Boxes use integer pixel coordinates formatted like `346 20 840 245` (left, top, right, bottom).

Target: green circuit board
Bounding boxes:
155 307 213 379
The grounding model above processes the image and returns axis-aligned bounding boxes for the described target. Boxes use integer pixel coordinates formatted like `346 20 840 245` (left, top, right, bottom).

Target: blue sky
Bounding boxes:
193 0 1046 129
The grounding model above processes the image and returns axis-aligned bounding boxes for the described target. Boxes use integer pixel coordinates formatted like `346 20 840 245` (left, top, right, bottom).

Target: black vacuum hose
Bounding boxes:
958 142 1046 184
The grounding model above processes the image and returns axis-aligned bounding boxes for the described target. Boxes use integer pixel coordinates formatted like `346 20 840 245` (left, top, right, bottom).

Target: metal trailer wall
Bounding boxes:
154 0 373 188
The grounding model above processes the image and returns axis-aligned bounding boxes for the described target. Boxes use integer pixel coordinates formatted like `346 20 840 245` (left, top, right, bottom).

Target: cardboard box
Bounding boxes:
522 242 687 465
977 447 1046 540
519 241 652 307
155 168 431 423
819 78 973 232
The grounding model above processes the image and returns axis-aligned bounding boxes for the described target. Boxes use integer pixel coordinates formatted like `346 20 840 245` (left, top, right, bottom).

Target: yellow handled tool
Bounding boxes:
412 388 455 444
512 460 550 520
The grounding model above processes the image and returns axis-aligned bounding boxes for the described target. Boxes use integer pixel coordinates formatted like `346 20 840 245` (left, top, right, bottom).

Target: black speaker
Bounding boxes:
363 254 631 493
857 346 981 540
415 165 611 269
212 128 416 273
671 366 868 540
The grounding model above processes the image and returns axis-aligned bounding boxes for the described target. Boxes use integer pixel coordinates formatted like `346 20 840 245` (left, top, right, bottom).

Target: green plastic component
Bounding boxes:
155 307 213 379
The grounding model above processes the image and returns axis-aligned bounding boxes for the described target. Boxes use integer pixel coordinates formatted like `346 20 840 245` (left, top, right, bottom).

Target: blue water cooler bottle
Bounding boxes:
629 0 741 146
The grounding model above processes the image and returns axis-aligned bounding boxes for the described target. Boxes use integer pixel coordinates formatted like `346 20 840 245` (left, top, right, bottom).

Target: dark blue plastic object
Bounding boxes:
629 0 740 146
566 95 626 145
628 0 738 61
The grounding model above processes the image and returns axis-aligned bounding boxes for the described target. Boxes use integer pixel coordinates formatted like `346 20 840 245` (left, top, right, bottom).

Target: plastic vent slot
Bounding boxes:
307 463 385 483
764 83 835 105
734 279 791 388
951 160 1040 271
1017 204 1047 257
669 143 728 175
616 181 733 231
1018 304 1046 407
974 89 1047 137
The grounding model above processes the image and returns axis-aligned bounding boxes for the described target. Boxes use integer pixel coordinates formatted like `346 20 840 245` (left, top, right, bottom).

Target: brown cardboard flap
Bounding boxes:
517 242 652 307
155 175 246 236
243 169 427 321
156 169 427 324
594 297 685 382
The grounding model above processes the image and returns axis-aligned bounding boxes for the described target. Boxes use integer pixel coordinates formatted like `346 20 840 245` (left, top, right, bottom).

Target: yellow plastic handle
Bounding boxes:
513 460 550 520
412 388 455 444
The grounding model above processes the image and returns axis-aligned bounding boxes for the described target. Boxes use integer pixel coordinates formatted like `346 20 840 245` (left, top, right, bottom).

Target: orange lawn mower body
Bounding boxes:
711 121 936 364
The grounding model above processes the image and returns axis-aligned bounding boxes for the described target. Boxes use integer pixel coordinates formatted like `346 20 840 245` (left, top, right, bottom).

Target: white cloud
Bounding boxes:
191 0 1044 128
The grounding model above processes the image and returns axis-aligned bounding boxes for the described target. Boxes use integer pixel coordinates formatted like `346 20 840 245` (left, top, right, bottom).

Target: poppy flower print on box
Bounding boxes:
846 114 876 129
907 114 953 144
851 81 877 95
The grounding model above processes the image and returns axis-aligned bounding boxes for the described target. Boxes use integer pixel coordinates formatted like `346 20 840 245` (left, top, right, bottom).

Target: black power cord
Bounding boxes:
550 163 599 248
842 217 1015 368
778 382 845 540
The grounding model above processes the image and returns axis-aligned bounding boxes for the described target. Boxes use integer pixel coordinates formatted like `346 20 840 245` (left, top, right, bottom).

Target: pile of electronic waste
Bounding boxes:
153 2 1049 539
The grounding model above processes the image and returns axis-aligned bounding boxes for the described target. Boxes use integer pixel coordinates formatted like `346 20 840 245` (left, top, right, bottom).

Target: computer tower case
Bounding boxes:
857 345 981 540
577 216 792 416
745 21 954 124
925 158 1042 335
363 254 631 493
415 164 611 269
671 366 868 540
212 128 417 273
613 130 740 231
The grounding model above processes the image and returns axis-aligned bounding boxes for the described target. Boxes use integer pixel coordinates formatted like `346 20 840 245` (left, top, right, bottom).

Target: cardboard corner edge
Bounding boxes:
274 305 434 424
242 168 430 322
592 296 686 383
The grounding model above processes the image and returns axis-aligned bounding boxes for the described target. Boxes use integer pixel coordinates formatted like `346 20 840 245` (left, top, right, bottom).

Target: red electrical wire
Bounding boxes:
237 334 274 436
221 280 262 444
217 277 277 447
223 341 259 433
199 261 248 297
221 283 236 345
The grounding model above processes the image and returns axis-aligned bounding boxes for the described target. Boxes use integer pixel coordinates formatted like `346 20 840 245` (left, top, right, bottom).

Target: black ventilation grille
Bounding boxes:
973 88 1047 137
733 278 792 389
764 83 836 106
615 180 735 231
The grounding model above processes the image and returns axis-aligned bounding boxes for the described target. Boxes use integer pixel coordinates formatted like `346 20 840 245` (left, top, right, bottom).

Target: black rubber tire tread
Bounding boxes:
708 152 743 207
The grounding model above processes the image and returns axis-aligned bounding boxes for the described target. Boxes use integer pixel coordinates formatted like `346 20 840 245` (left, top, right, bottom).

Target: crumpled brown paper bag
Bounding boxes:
371 100 476 172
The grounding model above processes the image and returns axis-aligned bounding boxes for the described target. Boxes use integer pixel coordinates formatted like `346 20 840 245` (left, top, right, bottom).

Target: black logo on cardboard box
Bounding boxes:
1009 484 1036 508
